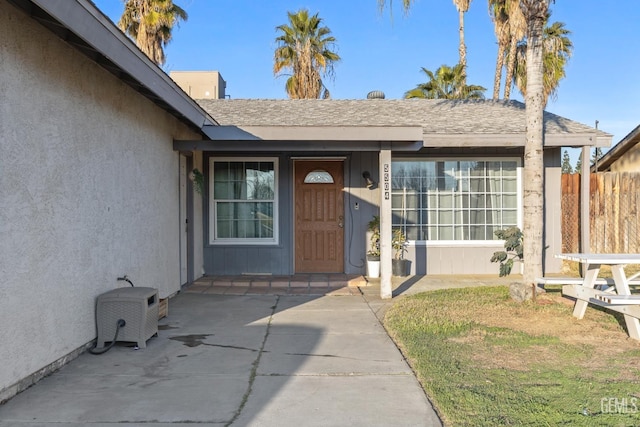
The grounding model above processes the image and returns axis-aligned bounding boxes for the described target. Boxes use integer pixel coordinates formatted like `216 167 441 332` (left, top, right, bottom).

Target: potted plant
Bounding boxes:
392 228 410 277
366 215 380 278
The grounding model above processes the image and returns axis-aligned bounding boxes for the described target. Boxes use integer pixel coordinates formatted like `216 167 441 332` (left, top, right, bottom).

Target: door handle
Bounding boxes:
338 215 344 228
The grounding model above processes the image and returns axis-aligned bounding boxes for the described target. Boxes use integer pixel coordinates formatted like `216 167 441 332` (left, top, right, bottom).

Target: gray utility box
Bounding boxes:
96 287 159 349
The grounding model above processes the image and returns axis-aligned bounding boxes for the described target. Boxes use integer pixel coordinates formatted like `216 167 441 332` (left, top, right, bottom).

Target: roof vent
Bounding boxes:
366 90 385 99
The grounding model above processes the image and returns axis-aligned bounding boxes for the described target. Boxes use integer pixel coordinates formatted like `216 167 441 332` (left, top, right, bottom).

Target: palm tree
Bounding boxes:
377 0 473 86
520 0 550 299
488 0 509 99
453 0 472 87
273 9 341 99
404 64 485 99
488 0 526 100
118 0 187 67
513 18 573 106
502 0 526 99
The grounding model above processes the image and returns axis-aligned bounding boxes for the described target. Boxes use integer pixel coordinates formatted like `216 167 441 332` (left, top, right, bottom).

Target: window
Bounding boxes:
392 159 519 242
209 158 277 244
304 170 334 183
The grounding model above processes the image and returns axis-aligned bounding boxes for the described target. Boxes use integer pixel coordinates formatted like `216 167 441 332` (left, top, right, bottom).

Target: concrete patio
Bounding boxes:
0 275 517 426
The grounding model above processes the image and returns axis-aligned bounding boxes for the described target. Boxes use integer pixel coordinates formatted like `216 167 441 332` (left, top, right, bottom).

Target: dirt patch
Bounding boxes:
452 291 640 373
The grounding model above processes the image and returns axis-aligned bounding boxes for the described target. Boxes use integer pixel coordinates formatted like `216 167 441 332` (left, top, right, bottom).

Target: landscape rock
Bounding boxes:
509 282 533 302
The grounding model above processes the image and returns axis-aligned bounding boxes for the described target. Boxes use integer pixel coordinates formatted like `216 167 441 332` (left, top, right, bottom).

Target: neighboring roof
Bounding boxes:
9 0 217 132
196 99 611 148
593 124 640 171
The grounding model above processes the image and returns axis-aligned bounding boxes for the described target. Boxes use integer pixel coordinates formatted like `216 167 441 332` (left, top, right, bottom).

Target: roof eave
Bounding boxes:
594 124 640 171
15 0 217 131
201 125 424 142
424 133 612 148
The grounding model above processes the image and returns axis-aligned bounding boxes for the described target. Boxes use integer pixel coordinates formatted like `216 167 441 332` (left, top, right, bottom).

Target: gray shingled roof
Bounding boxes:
197 99 599 135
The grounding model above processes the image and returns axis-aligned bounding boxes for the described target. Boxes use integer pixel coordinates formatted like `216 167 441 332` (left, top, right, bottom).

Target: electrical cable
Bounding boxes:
87 319 126 355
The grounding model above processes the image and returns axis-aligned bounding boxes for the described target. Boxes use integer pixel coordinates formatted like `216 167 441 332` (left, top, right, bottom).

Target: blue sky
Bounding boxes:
93 0 640 163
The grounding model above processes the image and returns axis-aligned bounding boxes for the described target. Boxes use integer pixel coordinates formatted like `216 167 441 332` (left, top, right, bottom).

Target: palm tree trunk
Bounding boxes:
503 34 518 99
521 0 548 299
458 9 467 86
493 43 505 100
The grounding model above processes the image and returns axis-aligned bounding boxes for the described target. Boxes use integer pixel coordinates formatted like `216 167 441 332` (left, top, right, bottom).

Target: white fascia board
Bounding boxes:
547 134 613 148
423 133 613 148
202 126 424 142
32 0 216 128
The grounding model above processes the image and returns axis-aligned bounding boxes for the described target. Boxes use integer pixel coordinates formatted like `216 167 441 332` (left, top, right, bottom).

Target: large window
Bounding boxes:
209 158 277 244
392 159 519 242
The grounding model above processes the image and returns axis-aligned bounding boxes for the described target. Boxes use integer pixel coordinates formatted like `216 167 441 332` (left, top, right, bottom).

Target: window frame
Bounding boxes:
208 157 279 245
391 157 522 245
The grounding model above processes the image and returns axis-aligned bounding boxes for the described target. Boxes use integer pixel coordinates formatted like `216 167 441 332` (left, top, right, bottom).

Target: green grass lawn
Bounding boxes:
383 286 640 426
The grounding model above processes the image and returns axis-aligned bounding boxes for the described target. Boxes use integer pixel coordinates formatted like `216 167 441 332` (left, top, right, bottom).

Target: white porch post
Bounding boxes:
380 148 393 299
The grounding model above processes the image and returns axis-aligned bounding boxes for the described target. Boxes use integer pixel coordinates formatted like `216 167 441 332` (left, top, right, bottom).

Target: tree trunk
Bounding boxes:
493 43 505 100
503 34 518 99
521 0 548 300
458 9 467 86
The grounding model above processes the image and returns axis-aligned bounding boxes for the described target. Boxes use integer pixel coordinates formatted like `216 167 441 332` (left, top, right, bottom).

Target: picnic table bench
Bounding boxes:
550 253 640 341
536 277 640 287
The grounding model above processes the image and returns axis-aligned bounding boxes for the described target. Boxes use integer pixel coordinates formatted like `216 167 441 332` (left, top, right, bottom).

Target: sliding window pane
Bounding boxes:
214 182 230 199
229 162 244 180
439 193 454 208
503 177 517 192
469 162 485 176
213 162 229 180
487 210 501 225
439 226 454 240
502 209 517 224
469 194 485 208
503 162 517 176
406 226 420 241
469 178 485 192
469 209 486 224
216 202 233 219
469 225 485 240
488 194 501 208
503 194 517 208
487 178 501 192
427 226 438 240
438 210 454 224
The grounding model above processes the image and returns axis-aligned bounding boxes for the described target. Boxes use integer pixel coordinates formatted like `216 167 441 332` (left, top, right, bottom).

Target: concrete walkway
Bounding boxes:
0 279 465 426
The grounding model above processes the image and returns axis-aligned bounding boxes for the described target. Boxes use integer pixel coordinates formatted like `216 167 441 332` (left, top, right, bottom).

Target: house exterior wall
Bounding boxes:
203 152 375 276
203 153 292 275
203 150 564 276
0 2 203 401
607 144 640 172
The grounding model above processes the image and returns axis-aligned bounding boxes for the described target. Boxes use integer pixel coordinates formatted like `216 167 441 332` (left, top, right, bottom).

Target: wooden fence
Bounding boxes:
562 172 640 253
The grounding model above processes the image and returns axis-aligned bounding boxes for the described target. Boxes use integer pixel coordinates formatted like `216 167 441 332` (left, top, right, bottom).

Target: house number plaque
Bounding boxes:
384 163 390 200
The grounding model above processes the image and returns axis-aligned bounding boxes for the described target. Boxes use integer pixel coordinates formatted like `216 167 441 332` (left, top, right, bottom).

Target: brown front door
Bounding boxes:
294 160 344 273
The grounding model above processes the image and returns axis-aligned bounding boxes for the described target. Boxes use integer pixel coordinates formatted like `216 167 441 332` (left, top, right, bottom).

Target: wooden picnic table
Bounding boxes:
556 253 640 340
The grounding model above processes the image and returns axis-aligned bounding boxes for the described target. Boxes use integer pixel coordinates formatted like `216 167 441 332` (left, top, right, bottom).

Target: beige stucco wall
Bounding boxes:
0 2 202 400
608 144 640 172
